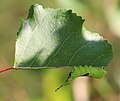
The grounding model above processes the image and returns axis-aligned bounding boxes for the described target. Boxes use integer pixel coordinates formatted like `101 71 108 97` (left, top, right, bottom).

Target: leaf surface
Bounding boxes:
15 4 112 68
14 4 113 89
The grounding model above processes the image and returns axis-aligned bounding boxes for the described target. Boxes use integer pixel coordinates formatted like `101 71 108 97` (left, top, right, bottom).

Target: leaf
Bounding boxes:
14 4 113 89
55 66 107 91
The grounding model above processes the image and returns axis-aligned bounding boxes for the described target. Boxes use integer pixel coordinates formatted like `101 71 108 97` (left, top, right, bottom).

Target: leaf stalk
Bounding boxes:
0 66 15 73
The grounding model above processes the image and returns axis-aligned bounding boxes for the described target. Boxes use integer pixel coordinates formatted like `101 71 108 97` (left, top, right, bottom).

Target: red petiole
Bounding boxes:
0 66 15 73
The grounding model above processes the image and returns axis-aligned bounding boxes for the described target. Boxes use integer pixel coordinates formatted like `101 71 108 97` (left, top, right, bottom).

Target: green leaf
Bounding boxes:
55 66 107 91
14 4 113 89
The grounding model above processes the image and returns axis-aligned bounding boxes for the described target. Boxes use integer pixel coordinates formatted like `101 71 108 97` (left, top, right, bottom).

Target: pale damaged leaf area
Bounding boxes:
14 4 113 90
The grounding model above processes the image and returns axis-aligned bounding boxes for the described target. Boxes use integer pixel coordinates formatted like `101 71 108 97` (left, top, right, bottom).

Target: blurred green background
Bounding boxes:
0 0 120 101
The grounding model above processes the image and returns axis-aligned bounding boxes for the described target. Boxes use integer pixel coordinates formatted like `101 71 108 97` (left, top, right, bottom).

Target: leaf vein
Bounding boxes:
47 32 76 66
16 13 48 65
68 42 91 66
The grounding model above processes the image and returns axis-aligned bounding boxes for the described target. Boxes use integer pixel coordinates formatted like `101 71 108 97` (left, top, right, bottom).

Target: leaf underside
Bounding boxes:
55 66 107 91
14 4 113 90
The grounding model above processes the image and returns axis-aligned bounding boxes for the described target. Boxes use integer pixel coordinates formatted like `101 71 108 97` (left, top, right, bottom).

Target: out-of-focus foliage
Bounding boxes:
106 0 120 38
0 0 120 101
